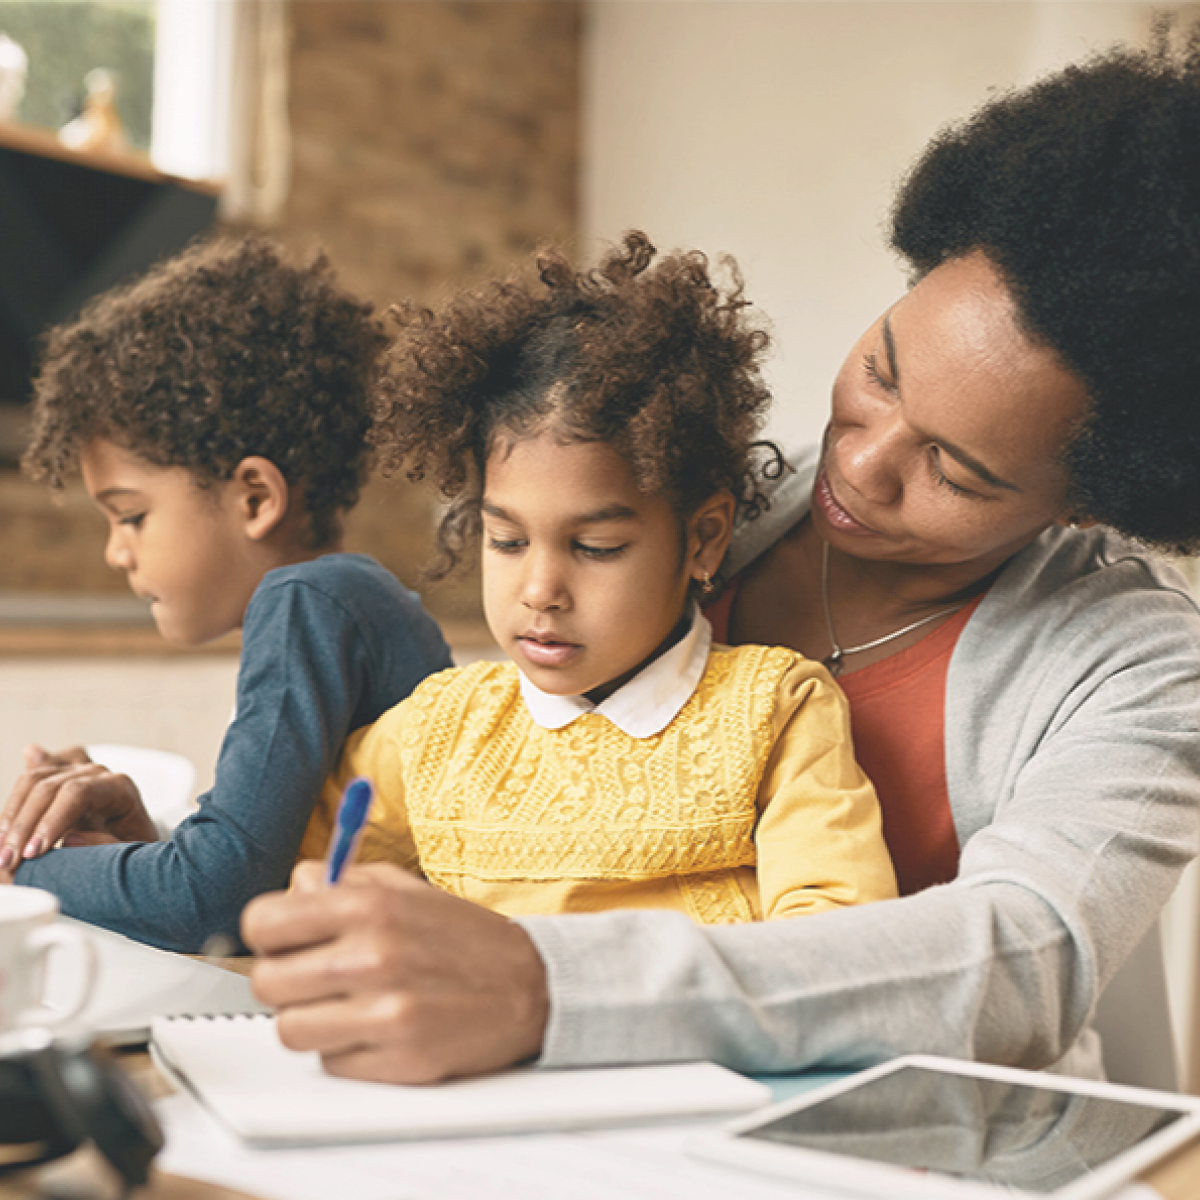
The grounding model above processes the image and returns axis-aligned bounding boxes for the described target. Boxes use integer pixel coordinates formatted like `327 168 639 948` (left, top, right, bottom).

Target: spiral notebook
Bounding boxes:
151 1013 771 1148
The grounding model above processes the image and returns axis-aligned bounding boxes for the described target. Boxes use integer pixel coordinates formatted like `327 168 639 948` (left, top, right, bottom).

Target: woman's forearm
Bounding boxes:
520 881 1094 1073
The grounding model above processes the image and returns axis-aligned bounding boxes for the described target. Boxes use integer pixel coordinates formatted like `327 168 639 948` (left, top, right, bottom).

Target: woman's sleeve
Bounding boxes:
15 571 446 952
754 661 897 918
517 591 1200 1075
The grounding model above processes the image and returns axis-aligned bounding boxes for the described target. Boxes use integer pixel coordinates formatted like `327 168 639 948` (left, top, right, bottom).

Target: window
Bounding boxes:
0 2 156 151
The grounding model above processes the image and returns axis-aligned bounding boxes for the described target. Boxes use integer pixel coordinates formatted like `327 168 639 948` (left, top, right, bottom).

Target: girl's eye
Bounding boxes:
862 352 897 393
486 536 525 554
118 514 145 529
928 448 978 499
576 543 628 561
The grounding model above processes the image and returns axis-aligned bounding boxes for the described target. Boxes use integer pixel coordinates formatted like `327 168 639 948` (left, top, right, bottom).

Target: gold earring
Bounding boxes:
698 569 715 595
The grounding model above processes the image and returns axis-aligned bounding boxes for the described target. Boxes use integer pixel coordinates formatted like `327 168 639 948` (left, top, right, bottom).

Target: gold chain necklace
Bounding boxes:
820 541 965 677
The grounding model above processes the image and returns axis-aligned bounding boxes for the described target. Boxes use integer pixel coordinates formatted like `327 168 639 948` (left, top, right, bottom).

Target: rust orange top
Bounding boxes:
706 584 984 896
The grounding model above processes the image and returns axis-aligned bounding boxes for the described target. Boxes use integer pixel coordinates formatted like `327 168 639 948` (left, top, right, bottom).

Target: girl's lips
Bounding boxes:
813 469 878 536
518 636 581 668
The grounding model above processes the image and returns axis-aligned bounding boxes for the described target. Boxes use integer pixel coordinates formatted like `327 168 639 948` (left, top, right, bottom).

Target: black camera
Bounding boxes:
0 1028 162 1191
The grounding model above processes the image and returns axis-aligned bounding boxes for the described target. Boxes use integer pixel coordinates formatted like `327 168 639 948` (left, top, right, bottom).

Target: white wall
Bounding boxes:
583 1 1159 450
0 657 239 803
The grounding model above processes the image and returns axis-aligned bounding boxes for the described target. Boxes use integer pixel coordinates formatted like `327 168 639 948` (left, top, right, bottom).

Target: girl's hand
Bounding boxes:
243 861 550 1084
0 744 158 870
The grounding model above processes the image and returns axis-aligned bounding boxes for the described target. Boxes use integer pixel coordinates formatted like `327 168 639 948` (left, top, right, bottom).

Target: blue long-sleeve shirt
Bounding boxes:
16 553 452 951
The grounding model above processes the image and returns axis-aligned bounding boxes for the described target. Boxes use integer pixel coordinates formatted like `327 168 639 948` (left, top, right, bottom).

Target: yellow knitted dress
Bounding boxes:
300 643 897 924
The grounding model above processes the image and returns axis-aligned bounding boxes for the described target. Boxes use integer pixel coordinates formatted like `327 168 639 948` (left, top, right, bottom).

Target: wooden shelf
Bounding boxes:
0 119 220 195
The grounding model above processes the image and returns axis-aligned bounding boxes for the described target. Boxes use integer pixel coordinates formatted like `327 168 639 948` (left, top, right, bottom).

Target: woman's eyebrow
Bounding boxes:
939 439 1022 492
881 313 901 384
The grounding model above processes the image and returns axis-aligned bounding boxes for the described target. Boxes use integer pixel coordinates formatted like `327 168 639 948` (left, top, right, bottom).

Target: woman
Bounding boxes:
248 38 1200 1084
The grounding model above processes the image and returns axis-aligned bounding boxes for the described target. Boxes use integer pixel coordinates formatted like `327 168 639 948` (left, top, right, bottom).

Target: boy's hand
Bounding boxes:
0 744 158 870
243 861 550 1084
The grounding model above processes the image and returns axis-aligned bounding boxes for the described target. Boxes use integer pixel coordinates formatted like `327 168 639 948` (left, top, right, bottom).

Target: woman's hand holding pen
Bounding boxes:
0 744 159 871
242 860 551 1085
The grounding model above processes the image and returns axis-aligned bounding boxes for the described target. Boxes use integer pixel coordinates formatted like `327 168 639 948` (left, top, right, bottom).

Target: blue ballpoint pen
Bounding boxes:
326 776 374 885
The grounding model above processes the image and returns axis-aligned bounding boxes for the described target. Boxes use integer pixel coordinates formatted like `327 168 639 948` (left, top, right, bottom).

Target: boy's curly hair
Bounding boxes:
891 20 1200 553
24 235 387 548
374 231 781 577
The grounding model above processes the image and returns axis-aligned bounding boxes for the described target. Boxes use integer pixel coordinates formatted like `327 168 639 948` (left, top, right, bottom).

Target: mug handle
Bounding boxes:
26 923 99 1029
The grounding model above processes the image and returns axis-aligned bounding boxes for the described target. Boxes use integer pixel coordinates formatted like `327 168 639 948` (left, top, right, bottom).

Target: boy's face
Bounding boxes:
80 439 263 646
481 431 694 703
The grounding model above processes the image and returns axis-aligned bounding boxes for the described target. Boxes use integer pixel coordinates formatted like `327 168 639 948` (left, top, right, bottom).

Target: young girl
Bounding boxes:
300 233 897 924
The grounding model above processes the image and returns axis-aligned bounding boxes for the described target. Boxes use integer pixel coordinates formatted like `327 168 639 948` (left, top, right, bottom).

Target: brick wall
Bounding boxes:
0 0 582 624
280 0 580 310
282 0 581 621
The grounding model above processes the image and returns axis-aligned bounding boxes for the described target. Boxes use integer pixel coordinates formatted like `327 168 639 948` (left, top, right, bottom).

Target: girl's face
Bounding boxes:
816 250 1090 572
481 430 724 702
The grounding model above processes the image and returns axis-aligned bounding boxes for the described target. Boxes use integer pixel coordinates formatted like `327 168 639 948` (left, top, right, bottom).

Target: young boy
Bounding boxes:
0 236 452 952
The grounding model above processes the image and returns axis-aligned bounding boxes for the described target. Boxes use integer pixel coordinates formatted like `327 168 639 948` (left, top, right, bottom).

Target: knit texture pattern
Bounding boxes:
303 638 898 925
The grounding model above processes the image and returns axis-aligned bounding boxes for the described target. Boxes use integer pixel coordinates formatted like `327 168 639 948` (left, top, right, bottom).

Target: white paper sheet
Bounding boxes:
155 1090 842 1200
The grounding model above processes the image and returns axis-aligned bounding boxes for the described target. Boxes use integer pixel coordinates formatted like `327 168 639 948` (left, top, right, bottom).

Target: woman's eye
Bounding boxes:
862 352 897 393
577 543 627 561
928 448 977 499
118 513 145 529
486 536 525 554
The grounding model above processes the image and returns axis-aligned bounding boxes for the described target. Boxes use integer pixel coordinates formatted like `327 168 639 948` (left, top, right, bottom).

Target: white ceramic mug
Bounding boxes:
0 887 97 1038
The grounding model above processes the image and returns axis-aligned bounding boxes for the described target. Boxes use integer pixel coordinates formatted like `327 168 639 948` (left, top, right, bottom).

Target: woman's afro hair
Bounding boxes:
24 235 387 548
891 20 1200 552
373 231 781 577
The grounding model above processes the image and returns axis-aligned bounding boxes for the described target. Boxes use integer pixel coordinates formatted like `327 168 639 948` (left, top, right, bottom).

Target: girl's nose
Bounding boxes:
520 552 568 611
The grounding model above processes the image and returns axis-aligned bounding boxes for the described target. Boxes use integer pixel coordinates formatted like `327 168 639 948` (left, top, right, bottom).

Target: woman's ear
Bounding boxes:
687 490 737 587
231 456 289 541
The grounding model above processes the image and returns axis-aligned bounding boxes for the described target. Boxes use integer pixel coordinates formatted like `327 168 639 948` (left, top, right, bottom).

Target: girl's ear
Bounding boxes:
687 490 736 586
230 456 289 541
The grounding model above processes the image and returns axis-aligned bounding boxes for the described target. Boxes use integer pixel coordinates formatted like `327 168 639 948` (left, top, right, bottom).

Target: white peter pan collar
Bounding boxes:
518 604 713 738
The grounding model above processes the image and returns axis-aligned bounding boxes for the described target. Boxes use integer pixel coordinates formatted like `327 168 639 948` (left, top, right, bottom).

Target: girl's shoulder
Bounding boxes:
406 658 522 708
367 660 523 747
701 642 831 711
706 640 809 669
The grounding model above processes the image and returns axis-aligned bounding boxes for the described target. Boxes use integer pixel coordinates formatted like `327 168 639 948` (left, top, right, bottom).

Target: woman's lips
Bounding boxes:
813 469 878 536
518 635 581 668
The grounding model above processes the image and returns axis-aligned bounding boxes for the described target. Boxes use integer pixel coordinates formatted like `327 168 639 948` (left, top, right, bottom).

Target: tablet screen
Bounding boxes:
740 1065 1183 1192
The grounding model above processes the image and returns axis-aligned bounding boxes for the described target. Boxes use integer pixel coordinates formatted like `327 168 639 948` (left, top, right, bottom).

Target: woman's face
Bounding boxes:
816 250 1090 570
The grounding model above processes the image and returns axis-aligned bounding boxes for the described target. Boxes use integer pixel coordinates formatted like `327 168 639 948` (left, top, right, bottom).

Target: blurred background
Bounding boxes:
0 1 1175 618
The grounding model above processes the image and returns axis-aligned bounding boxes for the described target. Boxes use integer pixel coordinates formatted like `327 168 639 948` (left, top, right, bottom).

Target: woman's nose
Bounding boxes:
838 410 907 506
